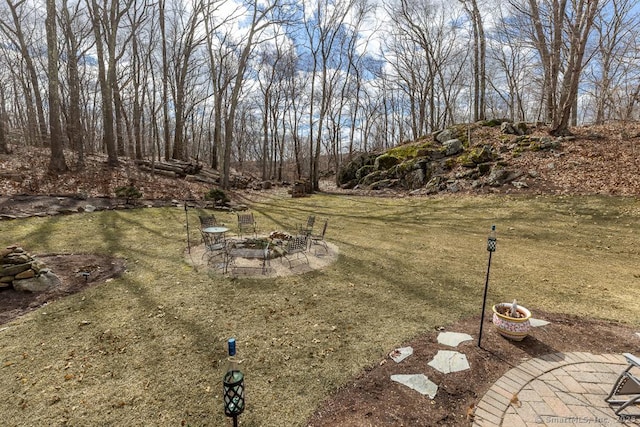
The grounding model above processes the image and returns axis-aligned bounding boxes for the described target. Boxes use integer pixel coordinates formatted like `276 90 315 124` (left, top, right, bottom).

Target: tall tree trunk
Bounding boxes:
132 35 143 160
474 0 486 121
550 0 599 136
4 0 48 145
159 0 171 161
60 1 86 168
261 90 269 180
0 87 8 154
46 0 67 173
90 0 119 166
212 94 222 170
221 0 276 189
113 79 126 157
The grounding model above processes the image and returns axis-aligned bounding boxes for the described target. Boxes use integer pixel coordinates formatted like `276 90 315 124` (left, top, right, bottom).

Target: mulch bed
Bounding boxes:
0 254 125 326
307 311 639 426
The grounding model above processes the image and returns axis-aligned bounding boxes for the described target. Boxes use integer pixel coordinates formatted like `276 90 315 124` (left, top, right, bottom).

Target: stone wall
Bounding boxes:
1 246 60 292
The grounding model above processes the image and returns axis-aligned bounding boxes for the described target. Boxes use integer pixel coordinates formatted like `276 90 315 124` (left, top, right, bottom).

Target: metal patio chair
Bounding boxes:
201 229 228 270
606 353 640 417
199 214 218 229
298 215 315 237
309 219 328 254
281 235 309 268
237 212 257 238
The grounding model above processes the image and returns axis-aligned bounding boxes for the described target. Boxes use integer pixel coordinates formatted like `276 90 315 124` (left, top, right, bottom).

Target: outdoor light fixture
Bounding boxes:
223 338 244 427
478 225 496 347
487 225 497 252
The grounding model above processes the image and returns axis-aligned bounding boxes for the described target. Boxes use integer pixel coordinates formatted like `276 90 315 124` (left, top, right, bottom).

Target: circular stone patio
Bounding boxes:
185 238 339 277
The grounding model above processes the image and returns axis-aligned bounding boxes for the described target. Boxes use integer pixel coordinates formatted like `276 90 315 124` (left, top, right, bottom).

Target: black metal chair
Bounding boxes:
199 214 218 229
237 212 257 238
309 219 328 253
201 229 228 270
281 235 309 268
606 353 640 417
298 215 315 237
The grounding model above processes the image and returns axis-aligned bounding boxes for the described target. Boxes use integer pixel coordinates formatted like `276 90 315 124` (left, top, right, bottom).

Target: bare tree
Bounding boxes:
588 0 640 123
303 0 359 191
59 0 94 168
46 0 67 173
0 0 48 145
257 43 282 180
459 0 486 121
487 5 538 121
202 0 243 171
0 84 8 154
551 0 600 135
126 0 153 160
511 0 601 135
385 0 465 136
167 0 207 161
89 0 136 166
282 59 309 180
219 0 282 189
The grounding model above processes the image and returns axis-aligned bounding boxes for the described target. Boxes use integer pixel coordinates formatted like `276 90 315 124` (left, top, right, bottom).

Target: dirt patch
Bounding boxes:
306 311 639 426
0 253 126 326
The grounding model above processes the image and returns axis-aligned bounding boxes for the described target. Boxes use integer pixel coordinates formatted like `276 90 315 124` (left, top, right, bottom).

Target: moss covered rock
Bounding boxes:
374 154 400 171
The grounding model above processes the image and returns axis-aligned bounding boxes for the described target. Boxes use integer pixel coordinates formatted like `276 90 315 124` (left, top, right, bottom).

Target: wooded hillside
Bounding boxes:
1 123 638 200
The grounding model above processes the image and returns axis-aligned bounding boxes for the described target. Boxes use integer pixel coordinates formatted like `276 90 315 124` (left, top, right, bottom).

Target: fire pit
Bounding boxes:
268 231 292 241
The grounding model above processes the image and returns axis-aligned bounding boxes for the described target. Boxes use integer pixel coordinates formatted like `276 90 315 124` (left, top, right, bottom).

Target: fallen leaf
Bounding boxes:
510 393 521 407
466 403 475 421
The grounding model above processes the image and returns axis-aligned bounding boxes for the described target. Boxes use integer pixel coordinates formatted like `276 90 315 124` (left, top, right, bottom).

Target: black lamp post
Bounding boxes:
478 225 496 347
223 338 244 427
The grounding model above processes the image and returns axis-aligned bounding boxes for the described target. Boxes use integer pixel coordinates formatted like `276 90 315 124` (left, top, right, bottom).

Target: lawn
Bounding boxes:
0 193 638 426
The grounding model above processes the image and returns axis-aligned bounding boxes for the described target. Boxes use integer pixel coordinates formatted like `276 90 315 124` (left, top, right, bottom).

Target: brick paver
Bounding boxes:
473 352 630 426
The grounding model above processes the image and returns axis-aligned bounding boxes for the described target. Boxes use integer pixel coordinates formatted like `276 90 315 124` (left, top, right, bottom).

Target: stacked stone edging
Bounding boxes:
0 195 250 221
0 246 59 292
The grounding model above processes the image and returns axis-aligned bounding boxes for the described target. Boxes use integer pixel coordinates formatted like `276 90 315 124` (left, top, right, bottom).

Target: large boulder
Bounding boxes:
469 145 495 164
442 139 464 156
487 167 524 187
374 154 400 171
13 270 61 293
487 167 510 187
402 168 426 190
359 170 386 187
501 121 529 136
367 178 398 190
337 152 377 187
434 128 459 144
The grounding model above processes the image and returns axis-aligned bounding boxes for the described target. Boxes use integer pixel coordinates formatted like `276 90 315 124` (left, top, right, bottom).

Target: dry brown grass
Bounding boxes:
0 192 639 426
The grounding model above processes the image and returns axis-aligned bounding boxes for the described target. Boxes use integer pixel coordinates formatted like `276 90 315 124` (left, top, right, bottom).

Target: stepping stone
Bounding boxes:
437 332 473 347
428 350 470 374
390 374 438 399
389 346 413 363
529 318 550 327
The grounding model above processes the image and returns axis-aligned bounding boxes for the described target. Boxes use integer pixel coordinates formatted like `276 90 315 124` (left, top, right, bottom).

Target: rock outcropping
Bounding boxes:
337 120 564 194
